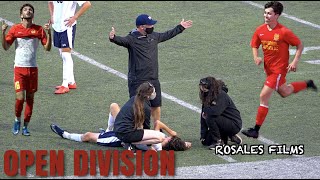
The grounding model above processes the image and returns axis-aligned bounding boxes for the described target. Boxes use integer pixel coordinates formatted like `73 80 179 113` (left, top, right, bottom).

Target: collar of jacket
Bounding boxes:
130 29 148 38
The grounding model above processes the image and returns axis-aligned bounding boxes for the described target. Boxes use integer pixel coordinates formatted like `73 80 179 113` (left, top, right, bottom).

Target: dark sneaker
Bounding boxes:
12 121 21 135
208 140 223 150
241 128 259 139
230 134 242 144
306 80 317 91
221 136 228 145
122 143 137 153
22 126 30 136
50 124 65 138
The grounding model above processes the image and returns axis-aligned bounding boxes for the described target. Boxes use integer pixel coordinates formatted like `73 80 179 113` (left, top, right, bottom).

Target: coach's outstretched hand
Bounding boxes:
109 26 115 39
180 19 192 29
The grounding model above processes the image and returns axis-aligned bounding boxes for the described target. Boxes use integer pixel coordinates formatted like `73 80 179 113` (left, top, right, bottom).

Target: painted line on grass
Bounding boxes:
242 1 320 30
1 2 315 177
0 17 236 163
241 0 320 157
5 4 317 169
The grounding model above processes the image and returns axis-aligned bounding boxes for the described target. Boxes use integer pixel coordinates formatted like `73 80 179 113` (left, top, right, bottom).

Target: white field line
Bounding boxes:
2 1 318 177
3 3 318 174
0 17 235 164
242 1 320 30
241 0 320 156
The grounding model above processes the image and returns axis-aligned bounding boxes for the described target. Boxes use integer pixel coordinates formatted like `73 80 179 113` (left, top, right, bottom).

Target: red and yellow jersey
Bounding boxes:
251 23 301 74
5 23 48 67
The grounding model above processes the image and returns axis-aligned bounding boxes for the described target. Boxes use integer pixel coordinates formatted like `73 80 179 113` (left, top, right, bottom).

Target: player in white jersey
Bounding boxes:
48 1 91 94
2 3 52 136
50 103 192 151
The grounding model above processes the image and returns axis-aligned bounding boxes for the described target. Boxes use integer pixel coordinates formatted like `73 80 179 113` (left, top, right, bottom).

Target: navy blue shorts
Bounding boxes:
128 79 162 107
53 24 77 49
97 131 122 147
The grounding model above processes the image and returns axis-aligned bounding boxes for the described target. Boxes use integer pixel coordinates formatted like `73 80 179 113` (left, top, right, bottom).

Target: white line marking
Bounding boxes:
2 0 316 176
242 1 320 30
305 60 320 64
0 17 235 163
244 2 320 65
290 46 320 55
242 0 320 150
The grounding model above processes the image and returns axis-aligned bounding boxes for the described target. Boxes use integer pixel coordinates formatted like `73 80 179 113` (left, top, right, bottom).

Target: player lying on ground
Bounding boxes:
50 103 191 151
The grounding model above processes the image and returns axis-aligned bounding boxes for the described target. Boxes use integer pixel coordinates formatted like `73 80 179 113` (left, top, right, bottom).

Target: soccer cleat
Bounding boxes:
55 83 77 90
22 126 30 136
241 128 259 139
208 140 223 150
68 83 77 89
122 143 137 153
50 124 65 138
54 86 70 94
12 121 21 135
230 134 242 144
306 80 317 91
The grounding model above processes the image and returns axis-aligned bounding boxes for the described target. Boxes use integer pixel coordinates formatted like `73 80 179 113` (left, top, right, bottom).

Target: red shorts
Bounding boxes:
264 73 286 90
14 67 38 93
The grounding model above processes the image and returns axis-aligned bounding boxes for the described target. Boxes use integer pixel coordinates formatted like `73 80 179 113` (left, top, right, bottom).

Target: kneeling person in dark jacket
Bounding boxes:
199 76 243 150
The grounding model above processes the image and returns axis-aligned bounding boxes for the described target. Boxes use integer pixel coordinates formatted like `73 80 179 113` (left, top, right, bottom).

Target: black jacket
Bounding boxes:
114 96 151 134
110 25 185 82
200 87 242 139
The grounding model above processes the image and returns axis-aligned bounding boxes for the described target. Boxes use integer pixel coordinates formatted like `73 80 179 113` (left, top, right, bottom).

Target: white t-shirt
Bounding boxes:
51 1 86 32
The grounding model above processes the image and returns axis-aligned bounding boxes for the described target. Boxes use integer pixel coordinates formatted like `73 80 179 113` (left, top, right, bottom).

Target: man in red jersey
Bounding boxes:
241 1 317 138
2 3 52 136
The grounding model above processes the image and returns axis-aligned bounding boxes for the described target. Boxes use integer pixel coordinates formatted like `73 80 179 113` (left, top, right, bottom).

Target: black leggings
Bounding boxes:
203 116 241 145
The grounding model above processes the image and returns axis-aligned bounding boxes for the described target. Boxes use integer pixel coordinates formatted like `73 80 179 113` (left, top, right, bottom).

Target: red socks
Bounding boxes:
255 105 269 126
15 99 24 118
291 81 307 93
24 98 34 122
15 98 34 122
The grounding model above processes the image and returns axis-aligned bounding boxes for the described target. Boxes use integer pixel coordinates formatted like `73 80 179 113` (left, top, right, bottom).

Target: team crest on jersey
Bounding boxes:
31 30 36 34
273 33 280 41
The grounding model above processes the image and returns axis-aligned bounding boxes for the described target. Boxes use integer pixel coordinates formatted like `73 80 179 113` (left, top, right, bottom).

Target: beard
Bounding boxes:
22 14 33 20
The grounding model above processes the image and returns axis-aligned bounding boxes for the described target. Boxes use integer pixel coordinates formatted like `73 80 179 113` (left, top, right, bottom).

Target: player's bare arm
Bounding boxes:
252 47 262 66
154 120 177 137
48 1 54 24
287 43 304 72
1 20 10 50
43 21 52 51
64 1 91 27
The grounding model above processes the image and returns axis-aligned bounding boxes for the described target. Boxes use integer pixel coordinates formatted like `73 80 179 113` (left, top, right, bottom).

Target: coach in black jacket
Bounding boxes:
199 76 243 150
109 14 192 126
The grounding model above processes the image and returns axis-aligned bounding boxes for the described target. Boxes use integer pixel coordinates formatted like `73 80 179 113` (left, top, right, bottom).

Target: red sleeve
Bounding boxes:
250 29 261 48
284 28 301 46
5 26 16 45
39 26 48 45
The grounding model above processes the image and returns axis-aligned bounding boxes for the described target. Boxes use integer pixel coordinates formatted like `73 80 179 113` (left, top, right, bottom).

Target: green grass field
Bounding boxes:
0 1 319 178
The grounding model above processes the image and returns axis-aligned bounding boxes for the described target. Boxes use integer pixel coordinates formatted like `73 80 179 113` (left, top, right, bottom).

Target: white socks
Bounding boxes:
61 51 75 87
15 117 21 122
63 132 82 142
106 113 115 132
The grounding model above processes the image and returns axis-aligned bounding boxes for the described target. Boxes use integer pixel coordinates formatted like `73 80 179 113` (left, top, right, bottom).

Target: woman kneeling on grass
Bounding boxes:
50 82 191 151
199 76 243 150
113 81 191 151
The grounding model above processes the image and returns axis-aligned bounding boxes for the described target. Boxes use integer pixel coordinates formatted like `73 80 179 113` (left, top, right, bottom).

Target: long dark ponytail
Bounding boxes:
133 82 155 129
